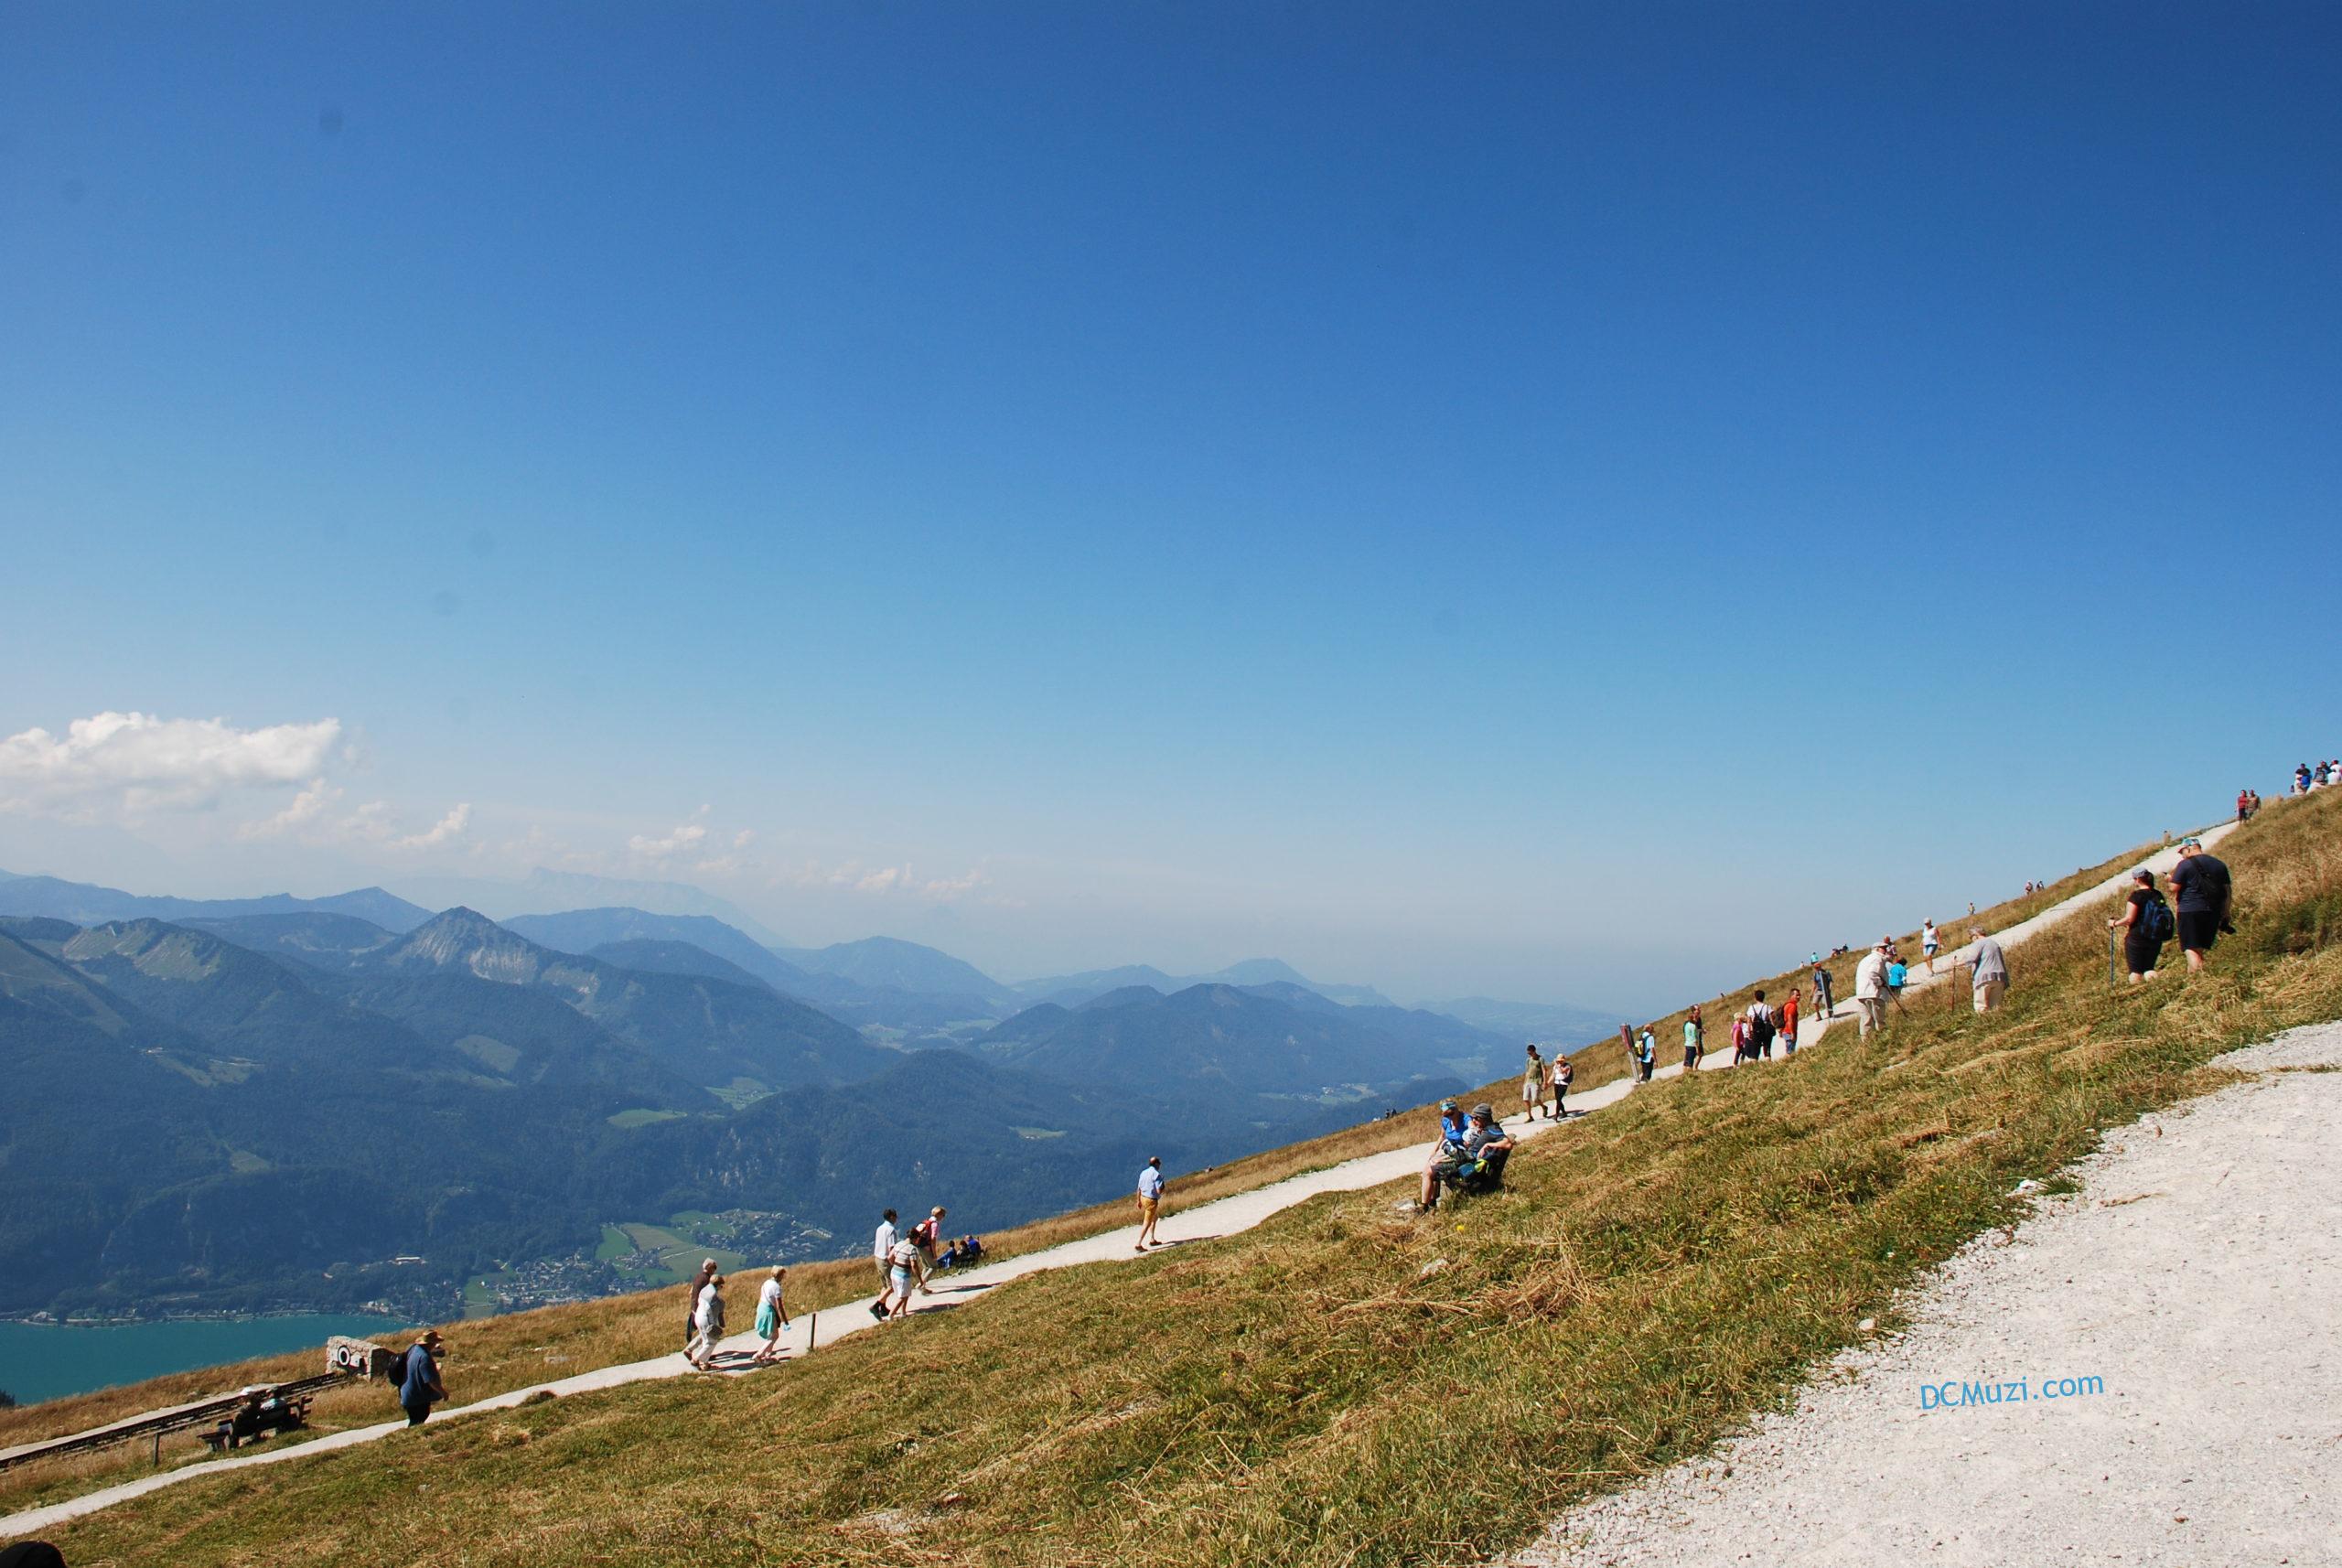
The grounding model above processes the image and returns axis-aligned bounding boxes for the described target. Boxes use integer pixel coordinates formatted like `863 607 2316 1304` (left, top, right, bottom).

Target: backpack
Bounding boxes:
2139 896 2175 943
1747 1010 1775 1047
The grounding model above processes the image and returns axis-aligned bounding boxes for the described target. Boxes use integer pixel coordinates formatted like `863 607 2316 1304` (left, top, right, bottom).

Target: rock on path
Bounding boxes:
1511 1020 2342 1568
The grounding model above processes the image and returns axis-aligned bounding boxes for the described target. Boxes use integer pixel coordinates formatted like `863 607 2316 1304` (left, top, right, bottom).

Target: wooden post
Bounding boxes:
807 1311 816 1351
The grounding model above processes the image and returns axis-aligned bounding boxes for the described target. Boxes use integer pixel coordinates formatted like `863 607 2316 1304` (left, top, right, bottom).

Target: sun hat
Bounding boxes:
1438 1098 1459 1112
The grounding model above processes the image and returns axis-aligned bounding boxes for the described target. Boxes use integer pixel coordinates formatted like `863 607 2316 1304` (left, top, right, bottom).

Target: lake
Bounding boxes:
0 1315 411 1408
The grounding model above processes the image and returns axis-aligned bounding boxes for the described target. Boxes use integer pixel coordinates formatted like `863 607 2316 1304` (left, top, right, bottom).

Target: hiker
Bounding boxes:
1921 919 1940 972
751 1267 790 1364
2238 788 2253 823
1682 1006 1703 1072
2110 869 2172 983
1522 1044 1547 1118
1961 929 2009 1012
1779 987 1799 1054
682 1258 716 1351
398 1330 446 1426
1550 1053 1574 1116
1885 951 1909 1005
1422 1103 1514 1210
1135 1156 1166 1251
1744 990 1776 1060
885 1231 927 1317
914 1207 948 1292
1811 958 1835 1015
1854 943 1891 1037
2169 836 2235 973
869 1210 899 1320
690 1273 729 1369
1418 1099 1471 1208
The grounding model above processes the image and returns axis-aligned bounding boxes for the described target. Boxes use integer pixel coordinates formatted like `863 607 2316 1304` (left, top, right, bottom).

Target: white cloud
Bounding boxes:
628 807 713 864
776 857 989 901
0 712 341 820
338 799 472 851
396 802 471 849
237 777 344 840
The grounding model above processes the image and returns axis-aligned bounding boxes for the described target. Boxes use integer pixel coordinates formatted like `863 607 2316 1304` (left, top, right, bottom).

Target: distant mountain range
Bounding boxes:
0 870 430 932
0 902 1476 1320
1013 959 1396 1010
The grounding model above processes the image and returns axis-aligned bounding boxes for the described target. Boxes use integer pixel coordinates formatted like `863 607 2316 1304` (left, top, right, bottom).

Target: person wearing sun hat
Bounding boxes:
398 1329 446 1426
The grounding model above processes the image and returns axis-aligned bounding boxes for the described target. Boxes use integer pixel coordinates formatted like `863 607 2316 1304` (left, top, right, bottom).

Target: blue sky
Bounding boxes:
4 2 2337 1011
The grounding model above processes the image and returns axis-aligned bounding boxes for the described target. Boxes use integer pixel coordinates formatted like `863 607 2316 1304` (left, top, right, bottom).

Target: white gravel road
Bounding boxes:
1512 1019 2342 1568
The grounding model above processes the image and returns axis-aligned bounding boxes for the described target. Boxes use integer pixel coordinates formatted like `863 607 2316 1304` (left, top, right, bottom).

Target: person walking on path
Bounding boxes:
869 1211 899 1321
751 1267 791 1363
682 1258 716 1351
398 1330 446 1427
1744 991 1776 1060
884 1234 926 1318
1550 1055 1574 1117
1964 929 2010 1013
1635 1026 1657 1082
689 1273 727 1369
2169 836 2235 974
1522 1044 1547 1119
1921 920 1941 973
1779 988 1799 1054
913 1207 948 1293
1811 957 1835 1015
2110 869 2174 983
1135 1156 1166 1250
1854 942 1891 1038
1729 1012 1751 1065
1682 1007 1703 1073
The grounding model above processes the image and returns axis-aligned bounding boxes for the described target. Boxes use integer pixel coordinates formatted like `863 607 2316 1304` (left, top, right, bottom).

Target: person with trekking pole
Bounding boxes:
2109 868 2173 983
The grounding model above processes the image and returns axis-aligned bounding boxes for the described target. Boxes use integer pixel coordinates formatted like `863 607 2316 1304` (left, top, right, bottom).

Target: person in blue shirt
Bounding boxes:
1885 956 1909 1003
1417 1100 1468 1211
398 1330 446 1427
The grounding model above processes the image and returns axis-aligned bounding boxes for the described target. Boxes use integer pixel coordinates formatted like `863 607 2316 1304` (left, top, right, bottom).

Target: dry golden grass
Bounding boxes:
0 821 2208 1520
35 791 2341 1566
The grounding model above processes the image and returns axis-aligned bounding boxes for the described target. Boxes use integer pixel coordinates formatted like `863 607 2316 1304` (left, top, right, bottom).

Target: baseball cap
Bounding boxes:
1470 1102 1495 1120
1438 1098 1459 1112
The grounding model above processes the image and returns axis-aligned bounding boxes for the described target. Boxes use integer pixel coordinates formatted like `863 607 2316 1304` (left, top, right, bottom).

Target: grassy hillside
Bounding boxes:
23 801 2338 1565
0 825 2185 1520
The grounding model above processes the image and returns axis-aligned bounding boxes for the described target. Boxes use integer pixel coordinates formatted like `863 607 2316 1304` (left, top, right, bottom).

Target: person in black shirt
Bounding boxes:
2108 868 2171 983
2167 838 2233 973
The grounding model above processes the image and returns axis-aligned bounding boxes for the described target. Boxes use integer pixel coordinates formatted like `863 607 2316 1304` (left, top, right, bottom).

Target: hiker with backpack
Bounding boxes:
1743 991 1777 1061
2111 869 2174 983
1778 987 1799 1054
1635 1026 1657 1081
1810 956 1835 1015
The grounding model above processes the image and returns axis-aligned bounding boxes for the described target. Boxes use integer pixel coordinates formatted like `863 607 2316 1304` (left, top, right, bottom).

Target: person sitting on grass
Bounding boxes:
1417 1099 1472 1210
1420 1103 1515 1211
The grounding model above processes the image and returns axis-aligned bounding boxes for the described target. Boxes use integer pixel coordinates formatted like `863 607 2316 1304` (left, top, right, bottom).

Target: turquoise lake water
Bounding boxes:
0 1315 410 1408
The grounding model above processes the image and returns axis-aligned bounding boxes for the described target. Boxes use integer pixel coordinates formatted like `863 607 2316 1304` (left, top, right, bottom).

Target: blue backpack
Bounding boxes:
2139 896 2175 943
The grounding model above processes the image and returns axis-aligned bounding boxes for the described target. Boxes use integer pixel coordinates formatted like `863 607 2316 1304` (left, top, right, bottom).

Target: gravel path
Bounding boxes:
1511 1019 2342 1568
